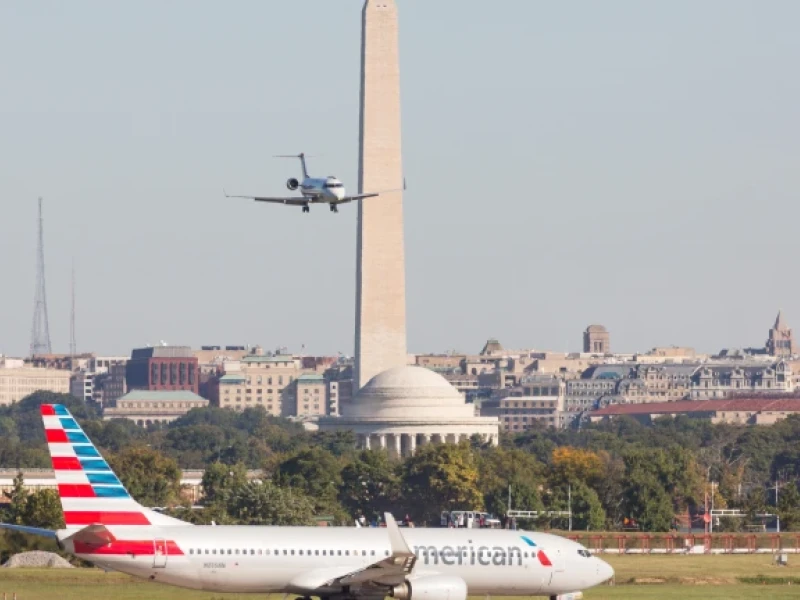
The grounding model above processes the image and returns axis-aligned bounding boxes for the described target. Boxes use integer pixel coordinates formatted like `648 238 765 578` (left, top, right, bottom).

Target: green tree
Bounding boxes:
4 472 28 525
277 447 343 515
23 489 64 529
227 481 316 526
477 447 545 517
107 446 181 506
339 449 400 522
622 469 674 532
777 482 800 531
201 461 248 507
402 443 483 525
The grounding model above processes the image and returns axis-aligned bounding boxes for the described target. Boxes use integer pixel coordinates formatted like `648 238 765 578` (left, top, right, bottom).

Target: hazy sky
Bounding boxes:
2 1 799 358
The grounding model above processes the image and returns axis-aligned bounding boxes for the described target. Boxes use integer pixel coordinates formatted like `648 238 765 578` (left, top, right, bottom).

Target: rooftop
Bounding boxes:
117 390 207 403
591 397 800 417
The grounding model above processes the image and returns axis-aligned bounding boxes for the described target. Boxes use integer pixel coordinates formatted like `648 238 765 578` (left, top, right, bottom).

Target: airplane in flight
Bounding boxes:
0 404 614 600
225 153 402 214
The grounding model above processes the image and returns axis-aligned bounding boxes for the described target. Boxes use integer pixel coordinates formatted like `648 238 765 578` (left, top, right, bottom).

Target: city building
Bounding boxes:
125 346 199 394
584 325 610 354
0 358 71 406
498 374 564 432
767 311 795 357
589 397 800 425
690 361 793 399
103 390 208 425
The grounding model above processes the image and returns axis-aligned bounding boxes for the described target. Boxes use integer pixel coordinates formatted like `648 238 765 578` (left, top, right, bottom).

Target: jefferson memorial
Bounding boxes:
320 366 498 457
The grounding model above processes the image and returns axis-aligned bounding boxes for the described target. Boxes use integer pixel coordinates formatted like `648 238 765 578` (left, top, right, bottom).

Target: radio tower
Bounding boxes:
30 197 52 357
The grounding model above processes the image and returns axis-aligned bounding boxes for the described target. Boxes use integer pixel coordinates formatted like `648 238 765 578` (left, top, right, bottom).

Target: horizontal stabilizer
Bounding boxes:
0 523 58 539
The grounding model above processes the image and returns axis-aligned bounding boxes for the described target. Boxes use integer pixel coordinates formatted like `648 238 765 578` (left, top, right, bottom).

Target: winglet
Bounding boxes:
384 512 414 557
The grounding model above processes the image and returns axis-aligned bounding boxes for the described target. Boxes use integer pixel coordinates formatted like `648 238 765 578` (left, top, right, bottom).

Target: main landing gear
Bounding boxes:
330 204 339 213
302 205 310 213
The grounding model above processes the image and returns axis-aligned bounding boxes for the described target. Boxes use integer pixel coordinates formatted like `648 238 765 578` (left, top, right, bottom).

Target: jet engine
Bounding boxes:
390 576 467 600
286 178 299 191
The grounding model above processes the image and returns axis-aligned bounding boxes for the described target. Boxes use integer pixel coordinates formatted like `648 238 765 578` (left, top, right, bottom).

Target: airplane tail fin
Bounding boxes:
41 404 188 530
275 153 310 180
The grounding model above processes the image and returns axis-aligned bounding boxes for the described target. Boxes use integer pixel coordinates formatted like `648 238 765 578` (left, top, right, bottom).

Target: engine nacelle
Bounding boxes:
391 576 467 600
286 178 299 191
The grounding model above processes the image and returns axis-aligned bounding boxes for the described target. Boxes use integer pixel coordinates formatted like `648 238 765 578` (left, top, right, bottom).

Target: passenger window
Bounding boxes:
371 550 375 556
291 550 295 555
258 549 263 555
212 549 217 555
299 550 304 555
227 549 232 555
362 550 366 556
323 550 327 556
235 549 239 555
315 550 319 556
337 550 342 556
345 550 350 556
205 549 209 555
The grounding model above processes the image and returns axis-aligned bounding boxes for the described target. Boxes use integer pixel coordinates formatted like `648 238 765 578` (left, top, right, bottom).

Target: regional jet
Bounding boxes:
225 153 402 213
1 404 614 600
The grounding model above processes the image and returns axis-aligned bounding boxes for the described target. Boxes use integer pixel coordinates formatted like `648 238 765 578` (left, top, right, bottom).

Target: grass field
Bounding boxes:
0 555 798 599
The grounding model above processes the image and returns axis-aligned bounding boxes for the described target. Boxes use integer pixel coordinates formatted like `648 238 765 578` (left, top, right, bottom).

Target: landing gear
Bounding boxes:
330 204 338 213
302 205 310 213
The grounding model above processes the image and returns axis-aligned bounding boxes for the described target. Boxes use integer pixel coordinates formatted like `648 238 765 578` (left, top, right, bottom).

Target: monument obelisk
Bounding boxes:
354 0 407 389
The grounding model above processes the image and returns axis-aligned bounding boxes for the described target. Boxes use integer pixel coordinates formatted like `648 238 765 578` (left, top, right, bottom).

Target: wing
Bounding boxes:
225 190 309 206
288 513 416 591
334 193 379 205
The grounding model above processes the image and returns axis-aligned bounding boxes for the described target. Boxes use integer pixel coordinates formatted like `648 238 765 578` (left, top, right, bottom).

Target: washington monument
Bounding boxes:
354 0 407 389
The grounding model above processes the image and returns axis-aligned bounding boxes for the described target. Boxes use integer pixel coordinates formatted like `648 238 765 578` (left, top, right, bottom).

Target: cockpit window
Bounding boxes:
577 549 592 558
324 183 343 189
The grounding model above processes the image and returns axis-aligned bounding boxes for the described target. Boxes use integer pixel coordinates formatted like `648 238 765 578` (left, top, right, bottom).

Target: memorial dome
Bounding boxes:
342 365 474 420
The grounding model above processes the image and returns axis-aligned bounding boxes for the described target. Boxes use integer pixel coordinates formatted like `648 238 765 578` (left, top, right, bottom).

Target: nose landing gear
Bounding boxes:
302 205 310 213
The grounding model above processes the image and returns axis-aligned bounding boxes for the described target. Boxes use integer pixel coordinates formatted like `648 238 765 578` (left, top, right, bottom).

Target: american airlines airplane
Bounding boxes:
0 405 614 600
224 153 401 213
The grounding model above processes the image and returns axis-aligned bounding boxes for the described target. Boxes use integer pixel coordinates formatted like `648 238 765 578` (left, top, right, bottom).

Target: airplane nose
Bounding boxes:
597 558 614 584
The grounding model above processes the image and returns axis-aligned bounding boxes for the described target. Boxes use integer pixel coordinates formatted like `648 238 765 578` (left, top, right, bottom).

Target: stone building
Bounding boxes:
583 325 610 354
690 362 793 399
319 366 499 457
498 374 564 432
0 358 71 406
767 311 795 357
103 390 208 425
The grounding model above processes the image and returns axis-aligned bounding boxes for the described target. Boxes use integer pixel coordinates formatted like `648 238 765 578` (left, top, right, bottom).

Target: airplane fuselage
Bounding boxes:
300 177 346 203
62 525 612 596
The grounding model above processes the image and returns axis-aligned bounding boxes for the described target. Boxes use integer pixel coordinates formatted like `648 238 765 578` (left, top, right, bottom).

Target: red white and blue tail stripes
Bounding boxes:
42 404 151 528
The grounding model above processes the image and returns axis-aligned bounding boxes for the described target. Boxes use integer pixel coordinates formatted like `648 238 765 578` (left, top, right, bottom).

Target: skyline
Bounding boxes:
2 1 799 358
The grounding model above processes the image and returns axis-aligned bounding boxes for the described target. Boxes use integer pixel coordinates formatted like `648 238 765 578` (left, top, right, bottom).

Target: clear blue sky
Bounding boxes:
2 1 799 358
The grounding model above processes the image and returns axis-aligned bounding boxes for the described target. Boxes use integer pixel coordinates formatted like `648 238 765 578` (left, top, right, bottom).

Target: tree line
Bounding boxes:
1 392 799 540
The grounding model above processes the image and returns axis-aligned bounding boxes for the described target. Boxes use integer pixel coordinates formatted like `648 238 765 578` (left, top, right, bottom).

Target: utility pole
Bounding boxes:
507 484 512 514
568 484 572 532
775 480 780 534
708 481 715 533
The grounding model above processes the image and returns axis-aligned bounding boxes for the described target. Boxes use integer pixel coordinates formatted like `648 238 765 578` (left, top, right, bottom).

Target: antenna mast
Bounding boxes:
30 197 52 357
